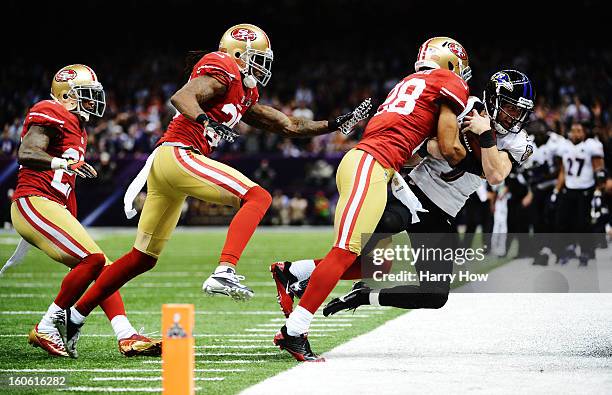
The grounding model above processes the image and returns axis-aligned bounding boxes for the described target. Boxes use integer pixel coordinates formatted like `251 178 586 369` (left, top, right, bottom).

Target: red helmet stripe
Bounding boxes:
419 38 434 61
82 65 97 81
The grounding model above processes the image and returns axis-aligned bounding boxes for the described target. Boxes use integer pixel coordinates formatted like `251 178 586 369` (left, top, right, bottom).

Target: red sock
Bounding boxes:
75 248 157 316
313 256 362 280
53 253 105 308
97 267 127 320
298 247 357 313
220 186 271 265
341 256 362 280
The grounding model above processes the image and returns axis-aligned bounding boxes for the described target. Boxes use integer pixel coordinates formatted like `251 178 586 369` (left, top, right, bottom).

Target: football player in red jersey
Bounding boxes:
272 37 472 361
59 23 371 357
10 65 161 358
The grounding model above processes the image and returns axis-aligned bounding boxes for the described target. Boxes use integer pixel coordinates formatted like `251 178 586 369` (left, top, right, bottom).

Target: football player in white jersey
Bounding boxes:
552 122 605 265
270 70 536 315
524 130 565 265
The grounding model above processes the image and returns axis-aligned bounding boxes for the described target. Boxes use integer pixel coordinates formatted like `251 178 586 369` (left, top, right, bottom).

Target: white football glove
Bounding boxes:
330 98 373 135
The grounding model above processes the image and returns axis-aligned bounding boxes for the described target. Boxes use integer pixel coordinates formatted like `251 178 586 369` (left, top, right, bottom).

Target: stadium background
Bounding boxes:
1 0 610 230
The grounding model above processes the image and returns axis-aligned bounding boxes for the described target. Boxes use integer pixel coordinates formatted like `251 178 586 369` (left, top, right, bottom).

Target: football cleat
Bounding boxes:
270 261 305 317
28 325 69 357
202 267 254 301
119 333 162 357
273 325 324 362
52 309 83 358
323 281 371 317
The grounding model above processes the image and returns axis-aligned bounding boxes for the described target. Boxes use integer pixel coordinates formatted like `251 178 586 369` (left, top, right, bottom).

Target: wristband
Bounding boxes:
478 129 496 149
196 113 209 125
51 157 68 170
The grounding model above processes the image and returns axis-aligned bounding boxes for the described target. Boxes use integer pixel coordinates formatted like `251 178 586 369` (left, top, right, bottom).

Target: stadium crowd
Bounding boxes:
1 46 611 230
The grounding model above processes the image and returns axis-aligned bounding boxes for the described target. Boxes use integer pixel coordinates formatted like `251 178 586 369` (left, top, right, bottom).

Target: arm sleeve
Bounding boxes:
192 53 237 87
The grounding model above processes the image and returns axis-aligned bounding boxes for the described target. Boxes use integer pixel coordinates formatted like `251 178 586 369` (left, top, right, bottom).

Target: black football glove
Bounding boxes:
329 98 373 135
207 120 239 143
196 113 239 143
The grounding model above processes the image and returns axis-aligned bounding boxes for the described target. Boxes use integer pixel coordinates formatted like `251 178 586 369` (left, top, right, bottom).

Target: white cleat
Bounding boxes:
202 267 254 301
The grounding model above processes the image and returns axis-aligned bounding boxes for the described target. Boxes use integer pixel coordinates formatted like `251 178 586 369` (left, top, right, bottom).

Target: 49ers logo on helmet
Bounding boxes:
448 43 467 60
231 28 258 42
55 69 77 82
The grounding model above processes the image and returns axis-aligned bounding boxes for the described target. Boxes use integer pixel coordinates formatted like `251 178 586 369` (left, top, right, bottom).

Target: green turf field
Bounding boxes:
0 229 407 394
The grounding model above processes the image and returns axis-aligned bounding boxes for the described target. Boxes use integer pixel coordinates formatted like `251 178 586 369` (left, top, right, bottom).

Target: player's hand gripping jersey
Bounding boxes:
356 68 469 171
159 51 259 155
13 100 87 212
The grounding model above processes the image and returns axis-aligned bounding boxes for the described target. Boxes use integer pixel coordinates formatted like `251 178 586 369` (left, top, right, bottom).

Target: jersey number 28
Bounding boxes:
376 78 426 116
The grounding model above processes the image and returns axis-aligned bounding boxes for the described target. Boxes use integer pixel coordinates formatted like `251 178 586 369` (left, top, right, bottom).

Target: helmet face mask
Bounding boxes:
51 64 106 121
72 84 106 119
240 43 273 87
484 70 535 135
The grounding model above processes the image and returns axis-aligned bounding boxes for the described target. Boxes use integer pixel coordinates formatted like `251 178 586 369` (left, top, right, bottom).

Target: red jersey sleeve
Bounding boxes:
23 101 68 134
433 69 470 116
192 52 239 87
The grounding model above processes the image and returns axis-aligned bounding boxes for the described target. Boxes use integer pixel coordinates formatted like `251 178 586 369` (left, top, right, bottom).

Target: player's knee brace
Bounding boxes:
243 186 272 215
375 203 411 234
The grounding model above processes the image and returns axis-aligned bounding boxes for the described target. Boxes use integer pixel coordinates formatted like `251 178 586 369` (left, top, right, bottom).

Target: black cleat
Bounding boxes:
52 309 83 359
273 325 324 362
323 281 371 317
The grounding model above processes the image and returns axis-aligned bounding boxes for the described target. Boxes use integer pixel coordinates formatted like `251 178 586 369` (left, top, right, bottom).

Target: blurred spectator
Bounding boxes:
95 152 117 187
253 159 277 190
270 189 290 225
305 159 335 188
1 128 16 157
312 191 331 225
292 101 314 121
294 83 314 106
2 188 14 229
563 95 591 127
289 192 308 225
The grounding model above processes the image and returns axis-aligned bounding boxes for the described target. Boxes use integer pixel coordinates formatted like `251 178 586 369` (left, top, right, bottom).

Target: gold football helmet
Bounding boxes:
415 37 471 81
219 23 273 87
50 64 106 120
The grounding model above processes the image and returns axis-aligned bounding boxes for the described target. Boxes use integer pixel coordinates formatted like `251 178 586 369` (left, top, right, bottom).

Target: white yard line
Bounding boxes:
195 352 279 357
0 310 289 316
91 377 224 382
143 360 265 364
256 323 352 327
0 368 244 373
195 345 276 349
244 328 340 332
59 387 202 393
242 293 612 394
